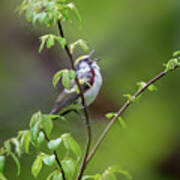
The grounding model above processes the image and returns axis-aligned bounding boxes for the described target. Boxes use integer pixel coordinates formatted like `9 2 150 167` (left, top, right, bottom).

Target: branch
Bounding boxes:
57 20 92 180
43 130 66 180
86 65 178 165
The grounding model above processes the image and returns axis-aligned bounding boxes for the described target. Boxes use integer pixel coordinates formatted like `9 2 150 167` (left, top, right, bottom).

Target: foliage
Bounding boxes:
0 0 179 179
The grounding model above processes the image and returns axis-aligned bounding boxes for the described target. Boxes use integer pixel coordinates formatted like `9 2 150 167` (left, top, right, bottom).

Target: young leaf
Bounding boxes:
30 111 42 128
48 138 62 151
52 171 62 180
164 58 180 72
37 131 45 146
52 70 64 88
118 117 127 128
43 154 55 167
10 152 21 176
46 170 59 180
20 130 31 154
66 3 82 23
46 35 55 49
62 159 76 180
123 94 136 103
39 37 47 53
69 70 76 80
102 166 132 180
0 156 5 173
40 115 53 137
11 138 21 157
105 113 116 119
62 70 71 89
4 140 11 155
31 121 40 145
48 114 61 120
70 39 89 54
32 154 43 178
0 147 5 156
136 81 146 90
62 134 81 160
56 37 66 49
147 84 157 92
82 174 101 180
102 173 116 180
173 50 180 57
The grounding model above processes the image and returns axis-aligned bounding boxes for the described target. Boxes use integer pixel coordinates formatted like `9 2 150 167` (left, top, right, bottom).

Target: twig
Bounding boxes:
86 66 178 164
57 20 92 180
42 130 66 180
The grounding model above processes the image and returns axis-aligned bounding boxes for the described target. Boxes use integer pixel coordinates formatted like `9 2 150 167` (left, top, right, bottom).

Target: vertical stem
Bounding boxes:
43 130 66 180
57 21 92 180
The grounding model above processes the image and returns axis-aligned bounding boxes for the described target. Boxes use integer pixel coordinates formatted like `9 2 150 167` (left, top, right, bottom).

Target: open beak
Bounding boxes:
94 58 101 62
88 49 95 58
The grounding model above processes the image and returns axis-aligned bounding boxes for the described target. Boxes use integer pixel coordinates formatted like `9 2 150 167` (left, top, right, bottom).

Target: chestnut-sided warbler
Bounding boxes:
51 51 102 115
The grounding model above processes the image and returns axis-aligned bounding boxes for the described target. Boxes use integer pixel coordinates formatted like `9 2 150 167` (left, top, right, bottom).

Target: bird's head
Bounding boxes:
74 50 100 72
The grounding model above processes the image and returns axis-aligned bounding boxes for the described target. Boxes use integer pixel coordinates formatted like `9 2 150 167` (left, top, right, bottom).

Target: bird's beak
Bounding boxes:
88 50 95 58
94 58 101 62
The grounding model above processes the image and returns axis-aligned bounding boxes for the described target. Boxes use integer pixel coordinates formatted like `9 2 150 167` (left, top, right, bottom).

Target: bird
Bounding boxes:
50 51 103 115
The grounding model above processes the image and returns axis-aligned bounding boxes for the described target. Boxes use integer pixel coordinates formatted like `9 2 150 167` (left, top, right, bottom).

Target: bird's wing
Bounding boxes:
51 81 89 114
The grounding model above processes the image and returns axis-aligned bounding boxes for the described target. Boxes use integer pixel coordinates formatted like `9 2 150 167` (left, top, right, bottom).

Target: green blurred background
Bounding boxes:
0 0 180 179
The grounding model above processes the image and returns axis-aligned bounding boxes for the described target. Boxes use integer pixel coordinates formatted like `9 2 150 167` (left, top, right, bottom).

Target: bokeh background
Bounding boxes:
0 0 180 179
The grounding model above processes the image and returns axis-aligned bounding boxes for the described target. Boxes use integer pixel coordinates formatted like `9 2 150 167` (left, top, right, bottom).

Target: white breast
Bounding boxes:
83 67 102 106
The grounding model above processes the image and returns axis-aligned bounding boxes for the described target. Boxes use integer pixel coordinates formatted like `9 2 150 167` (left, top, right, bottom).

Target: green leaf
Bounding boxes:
102 166 132 180
69 70 76 80
10 152 21 176
82 174 101 180
0 173 7 180
32 154 43 178
117 117 127 128
0 147 5 155
105 113 116 119
62 134 81 160
123 94 136 103
148 84 157 92
52 70 64 88
20 130 31 154
66 3 82 23
48 138 62 151
39 37 46 53
56 37 66 49
47 35 55 48
30 111 42 128
47 170 60 180
62 159 76 179
136 82 146 90
70 39 89 54
164 58 180 72
0 156 5 173
37 131 45 145
31 121 41 145
40 115 53 137
52 171 62 180
62 70 71 89
4 140 11 155
173 50 180 57
11 138 21 157
43 154 55 167
53 69 76 89
115 169 132 180
102 173 116 180
48 114 61 119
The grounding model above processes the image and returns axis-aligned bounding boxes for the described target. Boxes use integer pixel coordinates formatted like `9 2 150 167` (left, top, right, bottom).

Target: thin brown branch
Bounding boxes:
57 20 92 180
42 130 66 180
86 66 178 165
